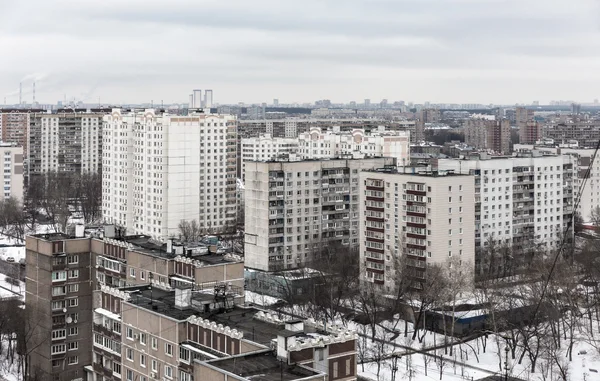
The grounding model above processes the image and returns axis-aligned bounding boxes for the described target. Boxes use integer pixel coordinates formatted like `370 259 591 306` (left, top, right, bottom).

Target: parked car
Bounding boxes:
5 257 15 263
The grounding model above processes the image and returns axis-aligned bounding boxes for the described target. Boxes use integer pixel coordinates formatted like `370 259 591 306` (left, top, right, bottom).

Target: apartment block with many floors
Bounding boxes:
437 152 576 276
0 143 24 201
25 226 246 381
29 111 103 176
464 119 511 154
297 127 410 167
359 169 476 291
244 158 395 272
0 111 30 158
102 109 237 240
239 134 299 180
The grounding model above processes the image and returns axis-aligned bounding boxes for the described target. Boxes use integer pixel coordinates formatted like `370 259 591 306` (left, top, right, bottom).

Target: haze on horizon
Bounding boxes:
1 0 599 106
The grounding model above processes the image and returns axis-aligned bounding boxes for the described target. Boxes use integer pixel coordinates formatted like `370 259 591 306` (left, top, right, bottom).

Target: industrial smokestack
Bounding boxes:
19 82 22 105
33 82 36 104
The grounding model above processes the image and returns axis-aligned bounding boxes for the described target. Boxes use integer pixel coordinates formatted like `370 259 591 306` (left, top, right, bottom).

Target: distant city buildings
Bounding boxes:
244 157 395 272
464 119 511 154
102 108 237 239
0 111 30 159
240 135 299 180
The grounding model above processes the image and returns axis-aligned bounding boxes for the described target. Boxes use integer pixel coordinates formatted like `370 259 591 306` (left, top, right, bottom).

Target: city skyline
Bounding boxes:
2 0 600 105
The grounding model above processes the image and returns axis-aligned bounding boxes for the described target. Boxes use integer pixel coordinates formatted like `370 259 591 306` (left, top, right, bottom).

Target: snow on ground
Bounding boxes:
244 290 282 307
0 276 24 300
0 247 24 263
0 337 21 381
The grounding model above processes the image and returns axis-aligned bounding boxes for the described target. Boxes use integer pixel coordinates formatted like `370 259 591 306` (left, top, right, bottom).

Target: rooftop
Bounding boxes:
365 167 470 177
206 351 323 381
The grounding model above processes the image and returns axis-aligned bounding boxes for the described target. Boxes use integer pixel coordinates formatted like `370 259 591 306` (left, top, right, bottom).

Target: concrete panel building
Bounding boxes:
0 143 24 201
29 111 103 176
244 158 395 272
102 109 238 240
358 169 476 291
464 119 511 154
0 111 30 158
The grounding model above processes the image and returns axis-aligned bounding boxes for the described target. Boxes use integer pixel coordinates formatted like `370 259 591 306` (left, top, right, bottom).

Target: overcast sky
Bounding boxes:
1 0 599 105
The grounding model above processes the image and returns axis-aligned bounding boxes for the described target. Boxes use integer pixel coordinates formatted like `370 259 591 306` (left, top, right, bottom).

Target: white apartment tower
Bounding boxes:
438 153 576 276
0 143 24 201
102 109 237 239
244 157 395 272
240 135 299 180
297 127 410 167
359 170 476 291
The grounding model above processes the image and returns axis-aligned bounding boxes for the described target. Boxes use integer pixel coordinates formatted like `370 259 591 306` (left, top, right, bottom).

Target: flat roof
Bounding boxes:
207 351 322 381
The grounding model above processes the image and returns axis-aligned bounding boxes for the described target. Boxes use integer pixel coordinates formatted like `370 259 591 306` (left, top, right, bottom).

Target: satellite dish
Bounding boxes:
62 308 67 313
66 317 73 324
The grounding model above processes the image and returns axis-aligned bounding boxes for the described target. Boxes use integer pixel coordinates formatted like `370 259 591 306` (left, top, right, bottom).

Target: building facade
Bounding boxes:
0 111 30 158
29 111 103 176
464 119 511 154
25 228 246 381
297 127 410 167
244 158 395 272
358 169 476 291
519 120 542 145
0 143 24 201
543 117 600 148
102 109 238 239
438 152 576 276
239 135 299 180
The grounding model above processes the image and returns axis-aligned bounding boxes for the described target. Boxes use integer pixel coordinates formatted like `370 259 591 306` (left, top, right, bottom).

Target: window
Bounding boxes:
140 333 147 345
52 359 61 367
126 369 133 381
113 362 121 375
67 284 79 293
165 365 173 379
68 270 79 279
151 359 158 372
69 327 78 336
51 344 66 354
52 271 66 282
140 271 145 280
333 362 339 378
68 342 78 351
68 298 78 307
126 327 134 339
179 371 192 381
140 354 146 367
180 347 190 363
151 336 158 350
165 343 173 356
51 329 66 340
130 268 136 278
126 348 134 361
67 356 78 365
67 255 79 264
346 358 351 375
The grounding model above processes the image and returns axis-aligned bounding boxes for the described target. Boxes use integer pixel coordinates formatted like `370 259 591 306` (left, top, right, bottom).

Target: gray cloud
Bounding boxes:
1 0 600 104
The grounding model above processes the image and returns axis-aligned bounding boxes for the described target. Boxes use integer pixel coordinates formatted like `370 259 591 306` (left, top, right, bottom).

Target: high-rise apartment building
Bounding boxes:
29 111 103 176
244 157 395 272
239 135 299 180
0 111 30 158
297 127 410 167
515 107 534 128
543 116 600 148
0 143 24 201
464 119 511 154
438 152 576 276
519 120 542 145
204 89 213 108
102 109 237 240
359 169 476 291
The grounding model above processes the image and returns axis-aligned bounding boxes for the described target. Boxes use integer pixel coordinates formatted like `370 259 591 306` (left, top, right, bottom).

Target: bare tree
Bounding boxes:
77 172 102 223
178 219 202 242
0 197 27 242
590 206 600 229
